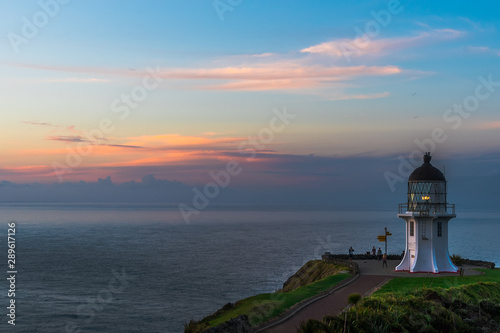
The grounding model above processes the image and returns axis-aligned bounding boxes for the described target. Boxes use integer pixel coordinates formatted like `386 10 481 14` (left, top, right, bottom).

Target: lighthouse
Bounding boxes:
395 153 458 273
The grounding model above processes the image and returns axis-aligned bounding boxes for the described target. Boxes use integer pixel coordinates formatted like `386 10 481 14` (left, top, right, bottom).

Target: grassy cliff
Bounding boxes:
281 260 350 292
298 268 500 333
185 260 350 332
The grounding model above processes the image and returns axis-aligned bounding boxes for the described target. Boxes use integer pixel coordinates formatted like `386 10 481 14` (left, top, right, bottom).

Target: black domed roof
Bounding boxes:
409 153 446 182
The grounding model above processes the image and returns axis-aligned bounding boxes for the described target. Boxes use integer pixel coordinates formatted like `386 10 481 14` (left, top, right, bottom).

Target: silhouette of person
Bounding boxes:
348 246 354 261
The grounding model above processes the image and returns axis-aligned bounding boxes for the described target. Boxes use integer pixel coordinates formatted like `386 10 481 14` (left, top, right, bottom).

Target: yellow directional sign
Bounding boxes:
377 235 386 242
386 231 392 236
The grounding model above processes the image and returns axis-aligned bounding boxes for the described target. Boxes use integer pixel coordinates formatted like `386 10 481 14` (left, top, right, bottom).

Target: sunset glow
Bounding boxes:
0 0 499 208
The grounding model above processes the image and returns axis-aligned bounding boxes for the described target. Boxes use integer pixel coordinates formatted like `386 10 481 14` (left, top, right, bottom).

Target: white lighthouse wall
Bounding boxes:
395 218 411 271
396 215 458 273
432 218 458 272
411 217 438 272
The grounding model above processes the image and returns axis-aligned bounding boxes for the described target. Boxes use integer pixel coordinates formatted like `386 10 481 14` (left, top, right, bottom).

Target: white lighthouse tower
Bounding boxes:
395 153 458 273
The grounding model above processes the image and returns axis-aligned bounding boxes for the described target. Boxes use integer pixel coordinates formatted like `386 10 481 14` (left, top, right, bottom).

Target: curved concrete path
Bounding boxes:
261 259 478 333
261 274 390 333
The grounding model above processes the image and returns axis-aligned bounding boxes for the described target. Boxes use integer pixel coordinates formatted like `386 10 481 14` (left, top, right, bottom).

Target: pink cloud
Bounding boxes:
202 79 321 91
250 53 277 58
7 60 402 95
301 29 464 58
165 64 401 80
175 64 401 92
6 133 249 180
125 134 243 149
476 121 500 130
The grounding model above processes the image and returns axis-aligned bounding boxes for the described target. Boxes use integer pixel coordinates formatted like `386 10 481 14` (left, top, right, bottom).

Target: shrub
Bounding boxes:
347 293 362 306
296 282 500 333
451 254 463 266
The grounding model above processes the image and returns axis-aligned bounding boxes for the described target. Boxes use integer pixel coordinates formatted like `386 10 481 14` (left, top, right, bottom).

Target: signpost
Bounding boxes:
377 227 392 254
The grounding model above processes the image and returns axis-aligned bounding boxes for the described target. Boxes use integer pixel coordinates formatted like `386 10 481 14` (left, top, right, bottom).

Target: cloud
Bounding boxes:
23 121 56 127
301 28 464 59
203 79 320 91
250 53 277 58
475 121 500 130
8 28 450 97
328 91 390 101
104 144 144 149
13 133 243 170
23 121 77 134
458 17 494 33
7 58 402 96
45 77 110 83
2 151 500 210
462 46 500 57
125 134 243 150
23 120 71 128
5 133 248 182
463 46 498 55
165 64 402 81
465 46 490 53
46 135 146 149
0 175 193 204
187 64 401 94
47 135 90 143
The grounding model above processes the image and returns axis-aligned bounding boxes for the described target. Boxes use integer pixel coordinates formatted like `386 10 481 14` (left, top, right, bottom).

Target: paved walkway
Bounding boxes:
261 260 480 333
262 274 390 333
355 259 481 276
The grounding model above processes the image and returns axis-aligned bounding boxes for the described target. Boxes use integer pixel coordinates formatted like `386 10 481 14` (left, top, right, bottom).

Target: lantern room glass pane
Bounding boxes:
408 180 447 213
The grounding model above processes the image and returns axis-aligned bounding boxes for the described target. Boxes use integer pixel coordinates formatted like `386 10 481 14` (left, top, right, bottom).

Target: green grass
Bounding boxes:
209 273 350 327
374 268 500 296
281 261 349 292
298 280 500 333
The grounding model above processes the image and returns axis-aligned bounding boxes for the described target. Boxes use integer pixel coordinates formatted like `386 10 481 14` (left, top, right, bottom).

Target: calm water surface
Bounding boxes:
0 204 498 332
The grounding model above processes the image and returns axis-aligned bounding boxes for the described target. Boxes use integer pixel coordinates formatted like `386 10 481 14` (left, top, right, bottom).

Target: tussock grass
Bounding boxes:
298 269 500 333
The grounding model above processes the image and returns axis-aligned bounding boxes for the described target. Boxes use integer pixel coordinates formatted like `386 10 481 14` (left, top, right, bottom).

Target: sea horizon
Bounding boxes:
1 205 498 332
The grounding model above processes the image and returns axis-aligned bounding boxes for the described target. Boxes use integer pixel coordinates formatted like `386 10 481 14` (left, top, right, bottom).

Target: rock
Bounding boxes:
201 315 252 333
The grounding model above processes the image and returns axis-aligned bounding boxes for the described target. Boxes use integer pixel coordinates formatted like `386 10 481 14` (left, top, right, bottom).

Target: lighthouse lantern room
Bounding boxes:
395 153 458 273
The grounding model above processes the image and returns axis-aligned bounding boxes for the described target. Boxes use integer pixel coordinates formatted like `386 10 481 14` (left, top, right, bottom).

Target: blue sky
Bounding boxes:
0 0 499 208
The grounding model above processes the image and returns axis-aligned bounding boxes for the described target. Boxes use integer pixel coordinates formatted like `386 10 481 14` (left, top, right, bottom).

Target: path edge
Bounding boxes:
254 273 360 332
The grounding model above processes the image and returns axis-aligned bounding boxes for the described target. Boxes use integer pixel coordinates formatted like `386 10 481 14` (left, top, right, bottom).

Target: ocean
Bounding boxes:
0 204 498 333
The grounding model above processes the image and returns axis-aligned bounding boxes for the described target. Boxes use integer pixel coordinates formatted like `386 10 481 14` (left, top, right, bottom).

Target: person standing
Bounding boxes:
348 246 354 261
372 246 376 259
377 247 382 261
382 253 388 267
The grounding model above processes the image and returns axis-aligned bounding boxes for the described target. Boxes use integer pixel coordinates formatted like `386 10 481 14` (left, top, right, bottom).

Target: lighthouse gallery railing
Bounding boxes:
398 203 455 215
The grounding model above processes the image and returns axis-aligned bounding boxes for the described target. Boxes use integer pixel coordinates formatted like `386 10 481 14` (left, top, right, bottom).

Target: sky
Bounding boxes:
0 0 499 209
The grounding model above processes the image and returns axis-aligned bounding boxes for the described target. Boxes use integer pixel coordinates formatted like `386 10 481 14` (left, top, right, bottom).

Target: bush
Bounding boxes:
451 254 463 266
347 293 362 306
297 319 331 333
296 282 500 333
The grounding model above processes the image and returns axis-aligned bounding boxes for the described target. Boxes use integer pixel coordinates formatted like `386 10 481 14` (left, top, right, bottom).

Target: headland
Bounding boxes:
185 254 498 333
